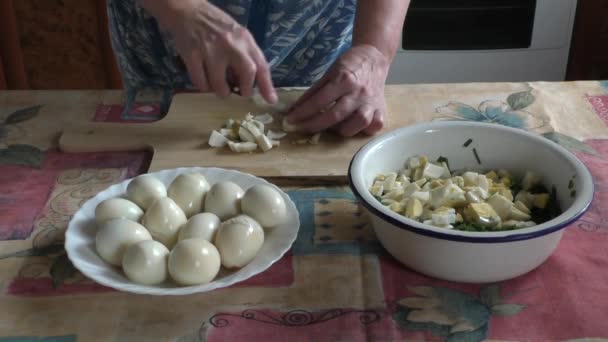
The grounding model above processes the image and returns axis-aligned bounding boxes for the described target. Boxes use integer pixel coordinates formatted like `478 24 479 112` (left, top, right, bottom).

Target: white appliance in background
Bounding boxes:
387 0 578 84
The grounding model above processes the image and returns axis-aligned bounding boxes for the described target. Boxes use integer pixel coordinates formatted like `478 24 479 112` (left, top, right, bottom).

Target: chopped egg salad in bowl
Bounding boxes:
370 157 560 232
65 167 300 295
349 121 593 283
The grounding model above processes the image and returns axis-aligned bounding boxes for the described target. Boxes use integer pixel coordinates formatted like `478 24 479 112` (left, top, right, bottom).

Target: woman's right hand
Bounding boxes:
140 0 277 103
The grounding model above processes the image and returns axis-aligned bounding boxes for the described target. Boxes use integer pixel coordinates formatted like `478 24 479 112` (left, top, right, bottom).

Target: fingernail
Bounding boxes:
269 91 278 104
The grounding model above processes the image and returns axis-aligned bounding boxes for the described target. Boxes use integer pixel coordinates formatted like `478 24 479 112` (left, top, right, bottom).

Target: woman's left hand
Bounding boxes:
285 44 390 137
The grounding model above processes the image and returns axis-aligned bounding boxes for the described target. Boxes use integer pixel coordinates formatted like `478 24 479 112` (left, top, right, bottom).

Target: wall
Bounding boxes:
0 0 121 89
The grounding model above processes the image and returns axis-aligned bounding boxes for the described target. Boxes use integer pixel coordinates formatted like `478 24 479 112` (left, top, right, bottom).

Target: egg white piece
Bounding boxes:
94 198 143 225
241 184 287 228
204 181 244 220
127 175 167 210
142 197 187 249
215 215 264 268
122 240 169 285
168 238 221 286
95 218 152 266
168 173 210 217
178 212 221 242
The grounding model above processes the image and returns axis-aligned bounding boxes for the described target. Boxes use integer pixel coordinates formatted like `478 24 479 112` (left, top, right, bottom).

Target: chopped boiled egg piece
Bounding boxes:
486 194 513 220
208 130 230 147
411 191 430 204
389 201 404 214
414 178 427 187
383 173 398 192
477 175 490 192
267 130 287 140
254 113 274 124
405 198 423 219
515 191 535 208
521 171 541 190
463 203 501 228
431 207 457 226
422 163 446 180
514 201 530 214
397 174 410 185
370 182 384 197
228 141 258 153
403 183 421 198
219 128 238 140
485 170 498 181
456 213 464 223
383 189 404 201
499 177 512 187
429 184 466 209
463 172 479 187
498 187 514 202
256 134 274 152
532 193 550 209
238 126 257 143
407 156 421 169
465 191 481 204
452 176 465 188
510 207 531 221
470 186 489 200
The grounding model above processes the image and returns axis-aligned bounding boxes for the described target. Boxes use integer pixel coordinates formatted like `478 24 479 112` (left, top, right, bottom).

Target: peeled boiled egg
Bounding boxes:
95 218 152 266
122 240 169 285
167 173 210 218
241 184 287 228
204 181 244 220
127 175 167 210
215 215 264 268
95 198 143 225
168 238 221 285
178 212 221 242
142 197 187 249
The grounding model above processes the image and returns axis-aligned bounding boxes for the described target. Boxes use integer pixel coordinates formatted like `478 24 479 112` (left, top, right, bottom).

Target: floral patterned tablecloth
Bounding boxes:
1 82 608 341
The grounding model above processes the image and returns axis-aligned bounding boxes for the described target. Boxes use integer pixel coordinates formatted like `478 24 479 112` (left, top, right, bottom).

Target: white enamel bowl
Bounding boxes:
65 167 300 295
349 122 594 283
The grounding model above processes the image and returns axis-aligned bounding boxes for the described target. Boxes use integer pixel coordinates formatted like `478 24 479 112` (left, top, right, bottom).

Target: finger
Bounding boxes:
362 109 385 135
183 50 209 92
296 96 360 133
205 58 231 98
249 46 277 104
232 55 256 98
336 105 375 137
287 80 351 123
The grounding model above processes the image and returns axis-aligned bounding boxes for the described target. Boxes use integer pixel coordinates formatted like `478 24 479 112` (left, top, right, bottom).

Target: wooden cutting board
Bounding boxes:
59 85 421 183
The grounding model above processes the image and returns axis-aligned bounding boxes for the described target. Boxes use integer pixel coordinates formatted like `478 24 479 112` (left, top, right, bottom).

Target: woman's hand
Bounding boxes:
285 44 389 137
140 0 277 103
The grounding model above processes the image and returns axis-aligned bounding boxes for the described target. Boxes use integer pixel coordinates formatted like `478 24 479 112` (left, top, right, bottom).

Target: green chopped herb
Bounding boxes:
570 190 577 198
510 176 523 196
463 138 473 147
568 179 574 190
473 148 481 164
454 222 517 232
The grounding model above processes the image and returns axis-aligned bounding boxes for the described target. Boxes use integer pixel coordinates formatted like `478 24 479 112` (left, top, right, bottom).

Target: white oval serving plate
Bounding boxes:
65 167 300 295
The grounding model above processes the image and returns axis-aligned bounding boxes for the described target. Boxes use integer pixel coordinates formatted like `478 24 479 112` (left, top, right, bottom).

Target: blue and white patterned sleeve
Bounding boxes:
106 0 356 94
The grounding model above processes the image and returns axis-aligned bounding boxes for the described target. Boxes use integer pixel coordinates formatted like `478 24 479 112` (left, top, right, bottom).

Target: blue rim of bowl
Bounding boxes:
348 123 595 243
